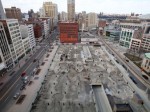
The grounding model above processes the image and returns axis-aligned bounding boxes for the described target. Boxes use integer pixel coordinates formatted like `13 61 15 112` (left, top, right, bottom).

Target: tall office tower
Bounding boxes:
0 19 25 66
43 1 58 20
0 22 13 69
5 7 22 21
67 0 75 21
0 0 5 19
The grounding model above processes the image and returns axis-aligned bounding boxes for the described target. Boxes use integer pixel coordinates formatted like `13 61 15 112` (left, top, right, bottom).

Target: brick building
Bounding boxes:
5 7 22 21
59 22 78 43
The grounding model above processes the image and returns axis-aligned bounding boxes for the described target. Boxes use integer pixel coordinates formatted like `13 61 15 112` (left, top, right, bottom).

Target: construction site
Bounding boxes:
31 44 147 112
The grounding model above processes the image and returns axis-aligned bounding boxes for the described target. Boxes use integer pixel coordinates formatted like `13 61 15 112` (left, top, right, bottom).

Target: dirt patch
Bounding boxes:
41 62 45 66
16 95 26 104
28 81 33 85
124 53 142 62
35 69 41 75
46 54 50 58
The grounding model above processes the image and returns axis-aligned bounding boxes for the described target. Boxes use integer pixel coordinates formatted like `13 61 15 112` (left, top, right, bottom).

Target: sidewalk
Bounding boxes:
0 47 38 91
3 45 58 112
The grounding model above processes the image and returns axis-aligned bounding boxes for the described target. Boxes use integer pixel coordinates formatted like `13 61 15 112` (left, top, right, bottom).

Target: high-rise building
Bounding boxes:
59 22 78 43
0 19 25 66
0 22 13 69
43 1 58 20
67 0 75 21
5 7 22 21
0 0 5 19
39 7 45 17
60 11 68 21
87 12 98 30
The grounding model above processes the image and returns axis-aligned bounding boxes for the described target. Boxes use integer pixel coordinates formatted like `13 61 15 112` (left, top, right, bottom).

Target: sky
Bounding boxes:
1 0 150 14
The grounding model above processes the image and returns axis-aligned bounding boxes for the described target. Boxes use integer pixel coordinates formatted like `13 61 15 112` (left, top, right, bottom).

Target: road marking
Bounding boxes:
0 49 45 101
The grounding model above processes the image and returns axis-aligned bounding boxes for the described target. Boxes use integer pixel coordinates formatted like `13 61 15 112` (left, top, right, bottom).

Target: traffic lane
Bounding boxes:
0 48 43 99
0 79 22 111
0 50 45 110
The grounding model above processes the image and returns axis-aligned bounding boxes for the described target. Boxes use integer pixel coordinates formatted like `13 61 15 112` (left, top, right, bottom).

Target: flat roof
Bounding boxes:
145 53 150 59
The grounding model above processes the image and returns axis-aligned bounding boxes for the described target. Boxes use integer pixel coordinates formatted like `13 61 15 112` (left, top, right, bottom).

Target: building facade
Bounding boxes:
0 0 5 19
0 19 25 66
59 22 78 43
27 24 36 49
60 11 68 21
67 0 75 21
119 28 142 48
43 2 58 20
0 22 13 69
34 23 42 42
87 13 98 30
39 7 45 17
141 53 150 73
5 7 22 21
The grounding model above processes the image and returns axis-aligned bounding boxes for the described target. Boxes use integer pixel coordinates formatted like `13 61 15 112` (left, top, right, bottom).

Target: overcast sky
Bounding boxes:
1 0 150 14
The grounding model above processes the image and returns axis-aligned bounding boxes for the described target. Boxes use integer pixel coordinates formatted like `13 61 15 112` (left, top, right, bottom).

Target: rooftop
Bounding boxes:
145 53 150 59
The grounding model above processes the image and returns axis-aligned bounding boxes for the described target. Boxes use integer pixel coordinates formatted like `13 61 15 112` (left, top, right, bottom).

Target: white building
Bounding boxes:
20 24 36 51
0 19 25 66
27 24 36 49
0 49 6 70
0 22 13 69
141 53 150 73
87 12 98 30
39 7 45 17
60 11 68 21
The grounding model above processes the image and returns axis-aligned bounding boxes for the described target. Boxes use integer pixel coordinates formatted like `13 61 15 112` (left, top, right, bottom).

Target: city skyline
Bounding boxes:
1 0 150 14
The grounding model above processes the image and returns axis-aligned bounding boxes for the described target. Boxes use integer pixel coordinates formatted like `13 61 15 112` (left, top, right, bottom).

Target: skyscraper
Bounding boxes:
0 0 5 19
67 0 75 21
43 1 58 20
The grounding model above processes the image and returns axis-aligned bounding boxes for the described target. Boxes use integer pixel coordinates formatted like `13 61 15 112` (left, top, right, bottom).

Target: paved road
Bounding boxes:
0 47 45 111
0 31 58 111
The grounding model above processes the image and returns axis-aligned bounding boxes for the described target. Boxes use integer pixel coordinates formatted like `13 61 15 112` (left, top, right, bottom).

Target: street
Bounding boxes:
0 31 58 111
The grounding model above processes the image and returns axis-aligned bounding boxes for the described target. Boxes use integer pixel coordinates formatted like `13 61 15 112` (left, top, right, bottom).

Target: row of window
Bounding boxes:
9 23 18 27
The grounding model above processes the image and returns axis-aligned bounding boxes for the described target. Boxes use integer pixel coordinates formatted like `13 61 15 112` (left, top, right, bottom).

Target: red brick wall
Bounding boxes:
59 22 78 43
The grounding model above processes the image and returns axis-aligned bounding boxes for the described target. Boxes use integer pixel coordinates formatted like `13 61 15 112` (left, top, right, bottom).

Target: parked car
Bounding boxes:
20 85 26 90
13 92 20 100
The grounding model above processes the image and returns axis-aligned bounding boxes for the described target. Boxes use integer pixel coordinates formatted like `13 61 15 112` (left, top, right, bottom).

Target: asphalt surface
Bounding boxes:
0 31 58 111
0 47 45 111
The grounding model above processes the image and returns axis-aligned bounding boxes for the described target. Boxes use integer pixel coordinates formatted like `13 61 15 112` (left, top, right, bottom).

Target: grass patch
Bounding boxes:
124 53 142 62
41 62 45 65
